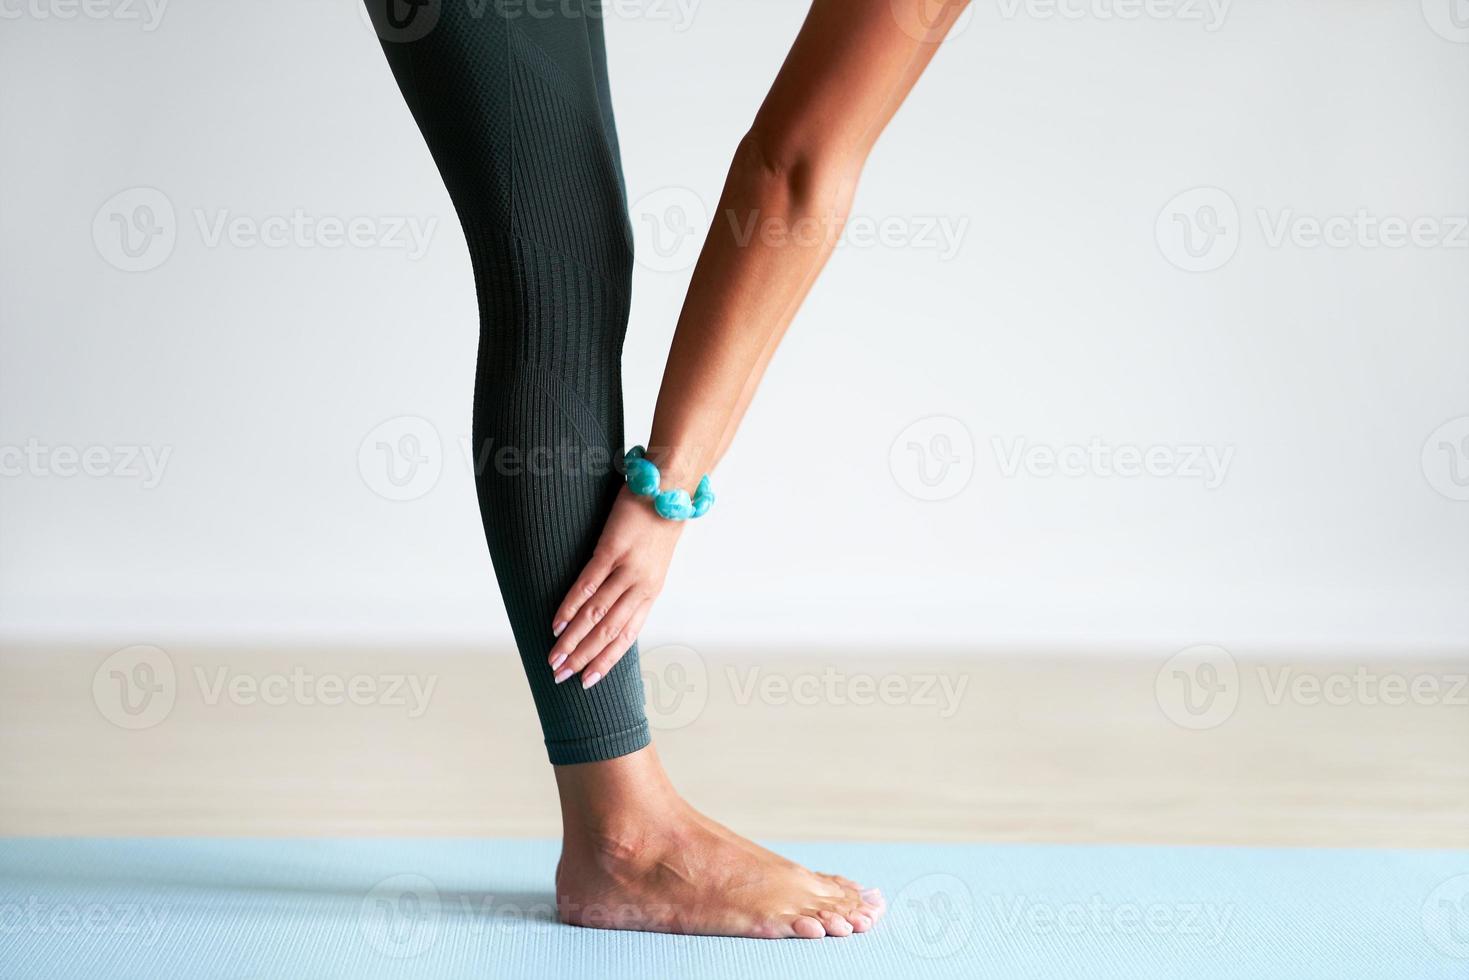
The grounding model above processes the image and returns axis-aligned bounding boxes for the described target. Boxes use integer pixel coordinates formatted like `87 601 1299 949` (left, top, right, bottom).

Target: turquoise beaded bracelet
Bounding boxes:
624 446 715 521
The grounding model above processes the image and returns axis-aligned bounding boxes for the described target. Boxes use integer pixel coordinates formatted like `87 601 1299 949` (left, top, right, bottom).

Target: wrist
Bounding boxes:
637 443 714 492
622 444 717 522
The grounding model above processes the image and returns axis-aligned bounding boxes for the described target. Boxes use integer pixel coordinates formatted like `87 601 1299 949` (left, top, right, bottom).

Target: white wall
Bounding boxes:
2 0 1466 650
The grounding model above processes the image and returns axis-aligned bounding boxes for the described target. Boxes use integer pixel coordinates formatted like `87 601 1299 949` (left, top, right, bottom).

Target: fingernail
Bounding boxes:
553 621 567 637
581 672 602 689
554 668 573 684
549 652 567 670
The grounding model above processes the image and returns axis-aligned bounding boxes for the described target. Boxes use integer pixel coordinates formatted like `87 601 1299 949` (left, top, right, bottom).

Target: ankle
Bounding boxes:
553 746 686 845
561 819 691 884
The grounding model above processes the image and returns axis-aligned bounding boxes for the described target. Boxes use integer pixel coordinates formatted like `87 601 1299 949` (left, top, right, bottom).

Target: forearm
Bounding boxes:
639 0 967 491
645 136 856 487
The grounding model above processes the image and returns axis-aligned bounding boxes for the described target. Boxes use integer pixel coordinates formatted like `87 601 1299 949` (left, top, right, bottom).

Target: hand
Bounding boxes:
548 487 685 688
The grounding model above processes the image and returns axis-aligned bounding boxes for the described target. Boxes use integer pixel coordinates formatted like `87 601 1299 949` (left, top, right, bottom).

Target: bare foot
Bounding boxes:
553 747 885 939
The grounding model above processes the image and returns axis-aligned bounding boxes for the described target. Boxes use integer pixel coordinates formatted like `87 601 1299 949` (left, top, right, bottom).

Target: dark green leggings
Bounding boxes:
366 0 649 764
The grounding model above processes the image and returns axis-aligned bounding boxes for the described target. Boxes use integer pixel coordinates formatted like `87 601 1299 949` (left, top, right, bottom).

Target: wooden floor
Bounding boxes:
1 644 1465 848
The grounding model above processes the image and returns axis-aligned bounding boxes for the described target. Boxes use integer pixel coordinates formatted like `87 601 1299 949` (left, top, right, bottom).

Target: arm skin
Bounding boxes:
546 0 971 689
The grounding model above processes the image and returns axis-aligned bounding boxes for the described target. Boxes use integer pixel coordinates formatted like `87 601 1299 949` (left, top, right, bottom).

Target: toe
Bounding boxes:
849 911 873 933
817 909 854 937
819 873 863 911
861 888 887 923
790 915 826 939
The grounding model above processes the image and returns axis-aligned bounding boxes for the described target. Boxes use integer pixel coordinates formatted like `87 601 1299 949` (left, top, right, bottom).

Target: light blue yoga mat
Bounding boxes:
0 838 1464 979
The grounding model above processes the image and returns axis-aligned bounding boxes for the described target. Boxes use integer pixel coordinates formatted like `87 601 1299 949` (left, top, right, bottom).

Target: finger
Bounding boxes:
578 596 653 689
552 552 617 637
549 568 633 676
565 589 646 679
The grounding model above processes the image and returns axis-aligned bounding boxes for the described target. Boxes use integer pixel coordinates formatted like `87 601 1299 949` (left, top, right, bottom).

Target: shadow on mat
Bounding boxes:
0 847 557 921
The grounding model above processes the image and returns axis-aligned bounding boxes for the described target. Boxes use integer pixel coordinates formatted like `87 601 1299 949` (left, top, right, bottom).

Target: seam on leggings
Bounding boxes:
480 365 614 463
511 230 630 298
506 20 516 262
534 366 613 457
544 718 651 761
507 21 621 163
545 719 648 748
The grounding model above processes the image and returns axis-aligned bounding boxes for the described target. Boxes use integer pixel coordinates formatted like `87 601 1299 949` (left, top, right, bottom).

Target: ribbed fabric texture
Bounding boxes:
371 1 649 764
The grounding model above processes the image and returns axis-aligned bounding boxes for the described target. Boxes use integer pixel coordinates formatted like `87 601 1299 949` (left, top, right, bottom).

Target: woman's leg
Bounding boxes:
370 0 647 764
367 1 882 937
